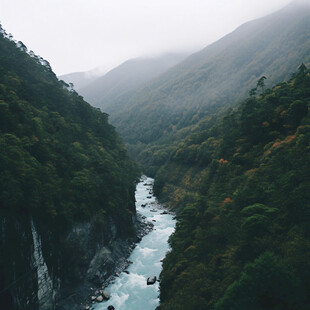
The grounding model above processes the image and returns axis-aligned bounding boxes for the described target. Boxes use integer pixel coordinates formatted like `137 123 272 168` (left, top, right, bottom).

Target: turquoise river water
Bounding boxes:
93 176 176 310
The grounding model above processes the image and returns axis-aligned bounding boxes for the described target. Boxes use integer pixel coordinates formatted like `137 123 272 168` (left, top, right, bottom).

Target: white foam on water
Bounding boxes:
136 246 158 258
93 177 176 310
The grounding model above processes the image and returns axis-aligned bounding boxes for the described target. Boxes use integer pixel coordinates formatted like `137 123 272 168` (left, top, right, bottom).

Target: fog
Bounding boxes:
0 0 293 75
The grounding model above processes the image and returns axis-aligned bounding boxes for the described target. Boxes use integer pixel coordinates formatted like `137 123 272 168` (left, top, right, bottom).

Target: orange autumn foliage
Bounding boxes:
272 135 296 148
272 140 281 148
285 135 296 143
222 197 233 205
218 158 228 163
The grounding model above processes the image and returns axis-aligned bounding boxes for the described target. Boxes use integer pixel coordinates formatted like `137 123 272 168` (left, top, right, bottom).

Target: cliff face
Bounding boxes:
0 212 142 310
0 26 139 310
1 216 39 310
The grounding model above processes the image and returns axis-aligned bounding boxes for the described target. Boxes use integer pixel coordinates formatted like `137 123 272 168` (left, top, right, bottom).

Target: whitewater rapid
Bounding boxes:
93 176 176 310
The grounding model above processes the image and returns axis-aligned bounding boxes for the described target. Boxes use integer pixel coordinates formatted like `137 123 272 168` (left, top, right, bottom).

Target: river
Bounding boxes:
93 176 176 310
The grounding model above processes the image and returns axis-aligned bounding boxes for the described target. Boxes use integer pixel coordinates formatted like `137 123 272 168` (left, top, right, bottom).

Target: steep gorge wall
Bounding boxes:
0 211 142 310
0 27 140 310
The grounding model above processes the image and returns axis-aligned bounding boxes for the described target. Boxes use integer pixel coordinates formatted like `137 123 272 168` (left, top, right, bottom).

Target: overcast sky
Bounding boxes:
0 0 292 76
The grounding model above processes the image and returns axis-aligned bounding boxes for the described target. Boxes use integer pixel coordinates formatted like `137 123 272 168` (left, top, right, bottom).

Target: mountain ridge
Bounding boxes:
76 53 188 112
106 0 310 168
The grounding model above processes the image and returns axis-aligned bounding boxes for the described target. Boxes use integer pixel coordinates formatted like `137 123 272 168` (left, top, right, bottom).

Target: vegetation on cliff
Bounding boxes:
0 25 139 308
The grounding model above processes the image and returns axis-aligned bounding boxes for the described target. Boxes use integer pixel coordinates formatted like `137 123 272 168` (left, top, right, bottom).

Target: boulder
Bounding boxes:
123 270 130 274
103 291 110 300
108 306 115 310
147 276 157 285
96 295 103 302
85 306 90 310
161 211 168 215
91 296 96 301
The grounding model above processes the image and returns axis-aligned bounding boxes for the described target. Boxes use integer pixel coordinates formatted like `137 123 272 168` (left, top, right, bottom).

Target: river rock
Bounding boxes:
147 276 157 285
85 306 90 310
123 270 130 274
96 295 103 302
161 211 168 215
101 290 110 300
108 306 115 310
91 296 96 301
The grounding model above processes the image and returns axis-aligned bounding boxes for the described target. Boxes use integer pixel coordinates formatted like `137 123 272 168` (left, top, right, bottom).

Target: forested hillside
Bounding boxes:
107 0 310 173
0 25 139 309
155 65 310 309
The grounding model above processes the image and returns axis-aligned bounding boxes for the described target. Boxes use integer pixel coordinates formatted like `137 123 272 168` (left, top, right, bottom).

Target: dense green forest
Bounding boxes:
0 25 139 308
0 25 139 231
155 66 310 309
103 0 310 173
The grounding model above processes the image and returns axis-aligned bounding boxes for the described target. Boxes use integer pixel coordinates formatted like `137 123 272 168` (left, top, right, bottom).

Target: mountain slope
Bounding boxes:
109 0 310 168
0 26 139 309
156 65 310 310
78 53 187 113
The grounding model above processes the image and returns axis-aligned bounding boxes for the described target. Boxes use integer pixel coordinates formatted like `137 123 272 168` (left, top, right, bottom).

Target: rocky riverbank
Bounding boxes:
55 212 154 310
89 177 176 310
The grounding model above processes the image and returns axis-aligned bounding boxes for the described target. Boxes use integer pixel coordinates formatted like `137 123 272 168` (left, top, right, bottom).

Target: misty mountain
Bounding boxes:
58 70 101 90
78 53 188 112
109 0 310 160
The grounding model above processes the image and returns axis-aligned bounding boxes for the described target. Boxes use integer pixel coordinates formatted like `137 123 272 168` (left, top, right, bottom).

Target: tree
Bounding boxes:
256 76 267 94
298 63 307 75
249 87 257 97
215 252 297 310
